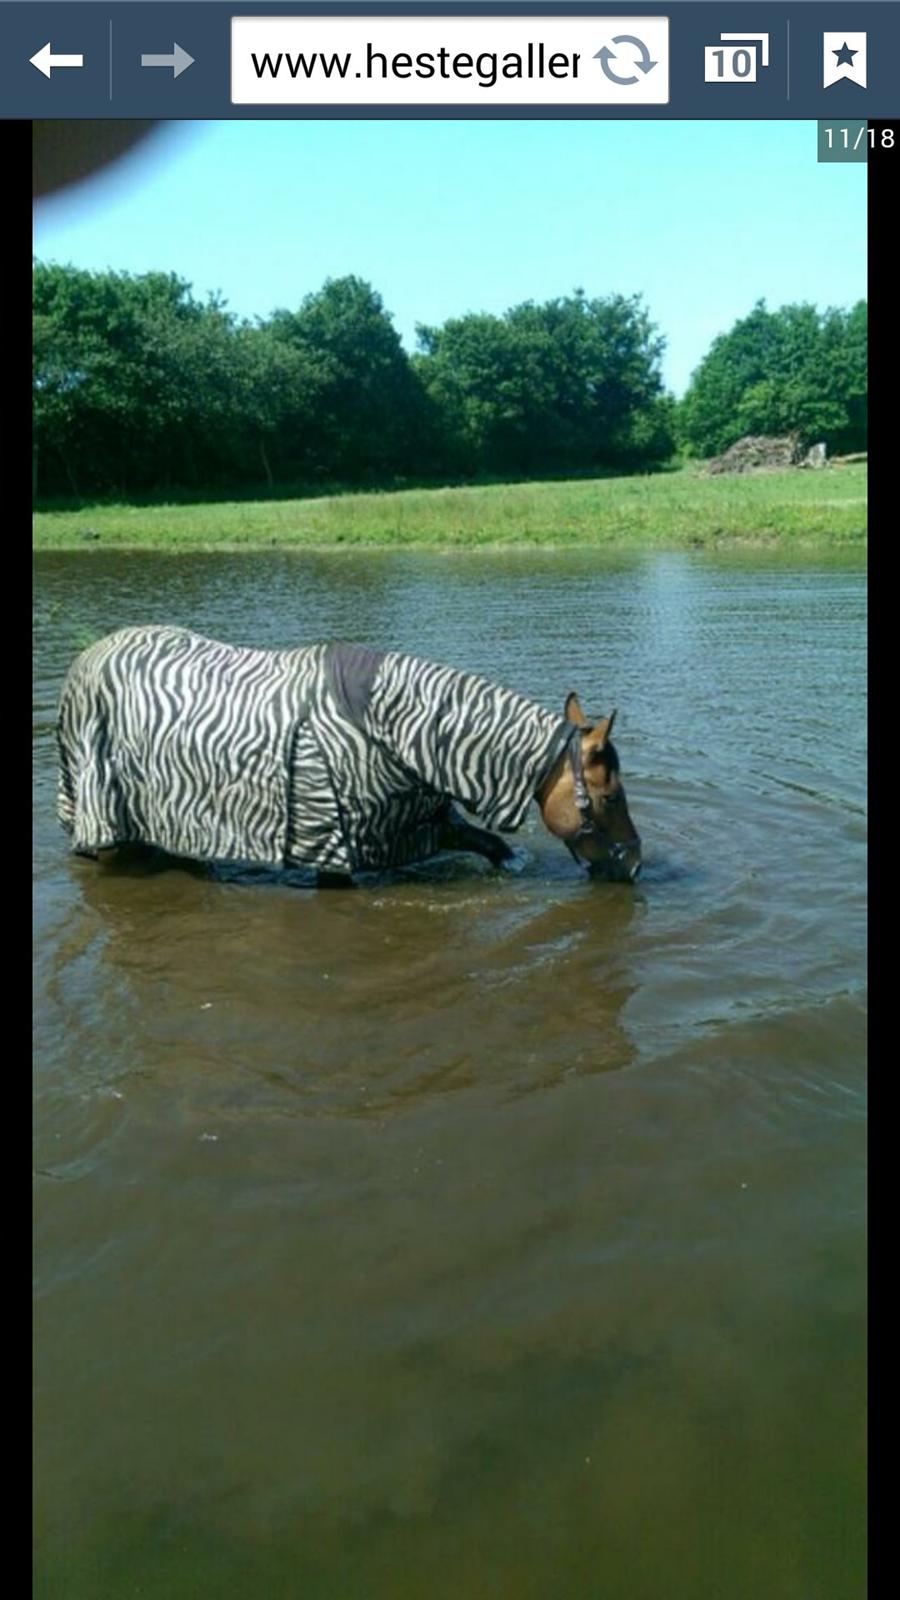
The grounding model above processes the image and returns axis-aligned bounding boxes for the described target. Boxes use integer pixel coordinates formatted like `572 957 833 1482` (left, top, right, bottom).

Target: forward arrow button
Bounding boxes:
140 43 194 79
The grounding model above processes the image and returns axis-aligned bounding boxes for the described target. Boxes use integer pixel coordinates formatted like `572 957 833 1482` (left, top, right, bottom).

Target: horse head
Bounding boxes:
537 692 642 882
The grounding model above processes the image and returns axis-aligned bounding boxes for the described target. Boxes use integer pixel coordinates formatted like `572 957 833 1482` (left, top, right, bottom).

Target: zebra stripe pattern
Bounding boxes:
58 627 575 877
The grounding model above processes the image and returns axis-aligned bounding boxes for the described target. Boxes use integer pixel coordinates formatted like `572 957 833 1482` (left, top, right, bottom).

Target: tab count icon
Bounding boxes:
704 33 769 84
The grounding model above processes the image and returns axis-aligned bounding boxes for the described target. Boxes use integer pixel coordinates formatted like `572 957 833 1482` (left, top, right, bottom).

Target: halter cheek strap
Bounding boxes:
565 732 596 866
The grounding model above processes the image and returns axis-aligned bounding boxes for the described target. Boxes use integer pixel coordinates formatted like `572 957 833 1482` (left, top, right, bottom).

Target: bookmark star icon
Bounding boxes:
823 31 867 88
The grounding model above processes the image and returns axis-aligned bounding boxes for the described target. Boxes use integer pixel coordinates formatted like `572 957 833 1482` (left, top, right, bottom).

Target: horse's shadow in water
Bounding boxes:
69 841 642 1105
75 838 695 928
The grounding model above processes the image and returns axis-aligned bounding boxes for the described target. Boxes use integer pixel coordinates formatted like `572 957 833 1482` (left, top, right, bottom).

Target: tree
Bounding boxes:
414 291 673 476
33 264 677 499
33 261 239 495
678 299 868 457
267 276 426 482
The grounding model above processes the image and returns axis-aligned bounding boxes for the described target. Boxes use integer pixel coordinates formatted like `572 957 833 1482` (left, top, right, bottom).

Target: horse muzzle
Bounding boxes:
588 840 642 883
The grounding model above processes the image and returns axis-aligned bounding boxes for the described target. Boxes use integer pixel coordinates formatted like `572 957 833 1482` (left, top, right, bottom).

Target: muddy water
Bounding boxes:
33 550 866 1599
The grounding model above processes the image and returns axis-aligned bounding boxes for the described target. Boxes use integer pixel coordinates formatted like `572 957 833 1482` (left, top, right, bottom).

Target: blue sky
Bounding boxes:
33 119 866 395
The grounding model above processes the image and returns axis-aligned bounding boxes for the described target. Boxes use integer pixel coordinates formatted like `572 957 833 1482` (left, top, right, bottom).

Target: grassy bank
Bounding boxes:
33 464 867 552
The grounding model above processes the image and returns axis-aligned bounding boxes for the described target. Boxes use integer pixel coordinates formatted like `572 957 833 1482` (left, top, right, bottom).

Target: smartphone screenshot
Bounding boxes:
28 3 878 1595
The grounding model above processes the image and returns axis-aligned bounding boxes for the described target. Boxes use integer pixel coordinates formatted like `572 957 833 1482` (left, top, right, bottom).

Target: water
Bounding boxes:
34 549 866 1599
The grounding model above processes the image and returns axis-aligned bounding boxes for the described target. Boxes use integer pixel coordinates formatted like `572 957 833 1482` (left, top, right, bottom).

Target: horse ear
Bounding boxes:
565 692 588 726
583 711 617 762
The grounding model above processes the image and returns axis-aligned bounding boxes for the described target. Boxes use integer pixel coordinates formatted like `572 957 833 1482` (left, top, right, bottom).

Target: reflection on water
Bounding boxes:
34 550 866 1600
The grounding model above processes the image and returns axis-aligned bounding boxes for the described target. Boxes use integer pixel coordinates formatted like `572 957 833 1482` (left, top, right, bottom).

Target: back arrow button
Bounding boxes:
30 44 85 77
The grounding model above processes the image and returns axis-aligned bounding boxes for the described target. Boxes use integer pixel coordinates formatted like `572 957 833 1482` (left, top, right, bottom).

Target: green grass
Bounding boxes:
32 463 867 552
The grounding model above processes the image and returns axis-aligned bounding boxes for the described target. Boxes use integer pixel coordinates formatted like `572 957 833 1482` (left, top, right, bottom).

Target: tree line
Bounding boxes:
32 262 867 500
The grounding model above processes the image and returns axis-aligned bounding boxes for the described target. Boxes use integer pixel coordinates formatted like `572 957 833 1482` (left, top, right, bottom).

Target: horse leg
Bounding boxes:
73 843 120 862
439 811 515 866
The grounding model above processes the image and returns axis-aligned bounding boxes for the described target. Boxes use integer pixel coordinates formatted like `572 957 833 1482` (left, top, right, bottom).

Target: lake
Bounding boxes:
33 549 866 1599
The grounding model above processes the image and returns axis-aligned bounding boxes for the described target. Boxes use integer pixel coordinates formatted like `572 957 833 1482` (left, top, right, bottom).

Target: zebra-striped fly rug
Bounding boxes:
57 626 578 878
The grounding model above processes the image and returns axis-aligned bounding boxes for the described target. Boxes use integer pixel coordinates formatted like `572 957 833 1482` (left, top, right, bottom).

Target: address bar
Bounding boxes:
231 15 670 105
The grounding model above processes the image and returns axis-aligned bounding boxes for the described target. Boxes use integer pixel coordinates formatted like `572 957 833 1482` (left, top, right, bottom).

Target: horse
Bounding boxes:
57 628 641 884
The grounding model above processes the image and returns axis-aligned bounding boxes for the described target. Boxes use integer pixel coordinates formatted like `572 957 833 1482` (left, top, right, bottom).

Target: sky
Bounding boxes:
33 119 866 396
